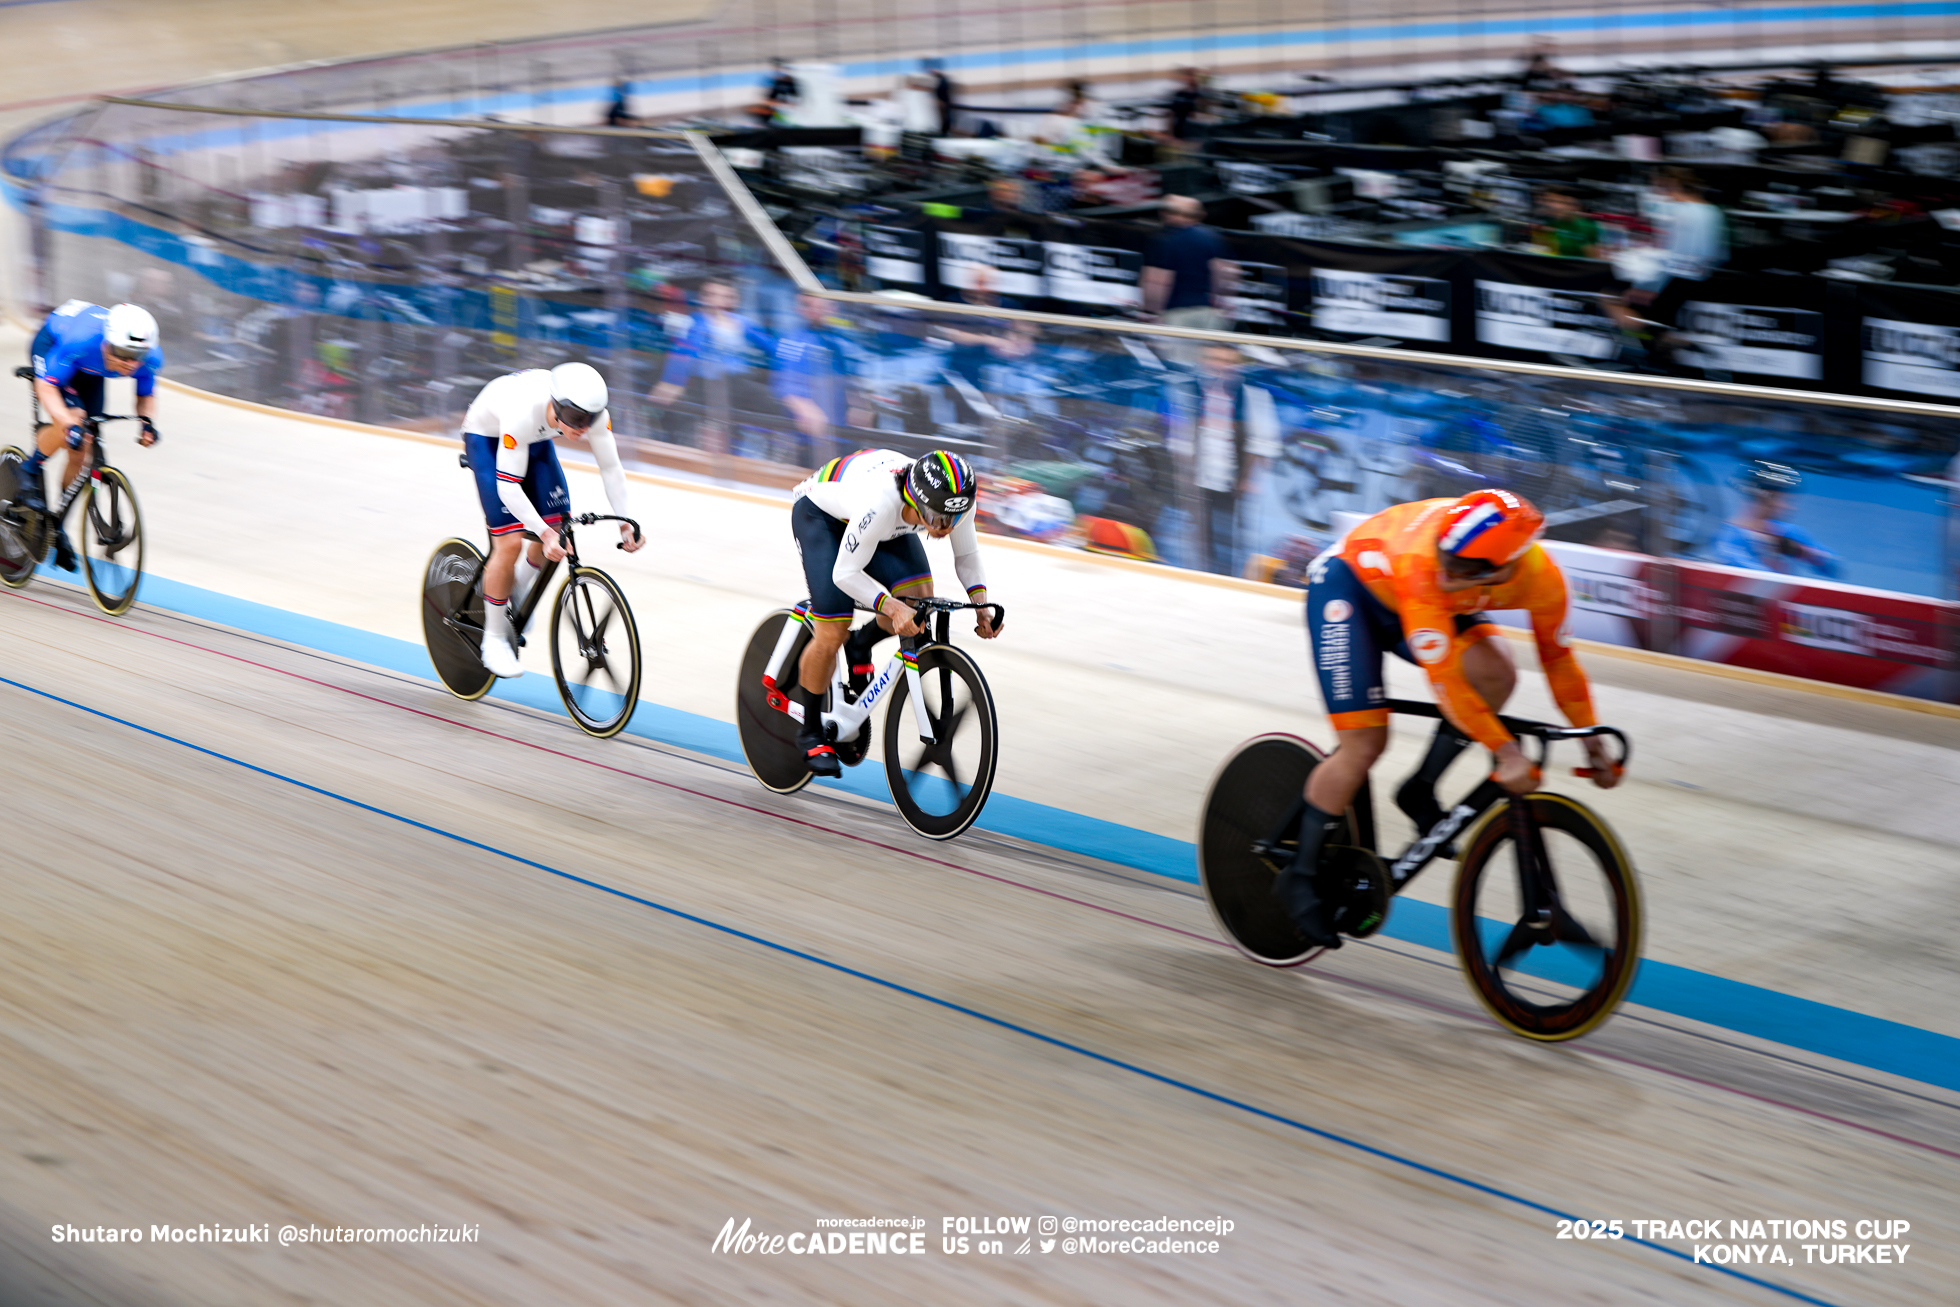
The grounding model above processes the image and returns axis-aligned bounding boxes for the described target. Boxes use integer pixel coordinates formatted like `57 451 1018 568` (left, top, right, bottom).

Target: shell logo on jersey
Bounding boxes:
1323 599 1353 623
1409 628 1450 664
502 433 517 449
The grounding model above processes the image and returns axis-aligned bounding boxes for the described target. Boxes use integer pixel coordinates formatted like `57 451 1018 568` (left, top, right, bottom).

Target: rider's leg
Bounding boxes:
479 531 526 677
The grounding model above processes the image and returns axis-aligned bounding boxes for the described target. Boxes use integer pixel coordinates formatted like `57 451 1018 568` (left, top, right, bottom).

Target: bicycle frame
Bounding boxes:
1373 698 1628 898
435 511 641 647
757 598 1006 749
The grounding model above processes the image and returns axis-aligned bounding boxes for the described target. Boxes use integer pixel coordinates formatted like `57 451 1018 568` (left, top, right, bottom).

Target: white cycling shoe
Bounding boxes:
480 624 524 678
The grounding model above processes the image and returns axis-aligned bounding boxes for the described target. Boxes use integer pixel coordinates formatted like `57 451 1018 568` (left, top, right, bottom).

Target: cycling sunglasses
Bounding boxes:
552 399 597 431
1441 552 1503 580
106 343 149 363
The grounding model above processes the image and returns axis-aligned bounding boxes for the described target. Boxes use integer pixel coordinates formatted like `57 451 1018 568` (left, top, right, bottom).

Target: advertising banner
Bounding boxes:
1310 267 1452 343
1676 300 1825 381
937 232 1045 298
1044 241 1142 308
1854 281 1960 400
1474 280 1617 358
863 224 927 285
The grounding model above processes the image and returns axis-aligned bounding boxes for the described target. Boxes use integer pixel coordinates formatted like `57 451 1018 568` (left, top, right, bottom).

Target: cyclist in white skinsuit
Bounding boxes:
787 447 999 775
461 362 642 678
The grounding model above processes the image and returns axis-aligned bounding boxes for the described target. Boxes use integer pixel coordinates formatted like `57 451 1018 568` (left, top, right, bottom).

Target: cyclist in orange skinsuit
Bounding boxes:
1282 489 1622 947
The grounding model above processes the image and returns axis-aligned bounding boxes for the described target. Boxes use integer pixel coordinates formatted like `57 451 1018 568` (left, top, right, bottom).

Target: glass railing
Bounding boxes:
24 99 1960 602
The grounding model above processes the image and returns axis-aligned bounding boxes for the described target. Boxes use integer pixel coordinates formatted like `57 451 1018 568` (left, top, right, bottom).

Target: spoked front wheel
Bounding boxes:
1453 793 1642 1041
81 466 144 614
549 566 642 738
1198 734 1364 967
420 538 494 700
0 447 46 590
881 643 998 840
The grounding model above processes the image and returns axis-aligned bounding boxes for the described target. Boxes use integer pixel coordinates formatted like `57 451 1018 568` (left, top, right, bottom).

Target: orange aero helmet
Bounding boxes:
1438 489 1545 568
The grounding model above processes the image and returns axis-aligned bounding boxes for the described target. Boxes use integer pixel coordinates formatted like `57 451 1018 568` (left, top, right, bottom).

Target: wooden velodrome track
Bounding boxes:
1 558 1955 1306
3 3 1959 1303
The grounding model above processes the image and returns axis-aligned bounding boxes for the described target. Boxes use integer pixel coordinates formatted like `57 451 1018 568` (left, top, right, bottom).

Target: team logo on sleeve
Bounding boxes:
1322 599 1353 623
502 433 517 449
1409 628 1450 664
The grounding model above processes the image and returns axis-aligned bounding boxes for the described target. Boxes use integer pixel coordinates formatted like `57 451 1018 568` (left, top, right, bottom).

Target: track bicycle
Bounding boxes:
420 465 644 738
2 365 145 614
736 596 1006 840
1199 698 1641 1042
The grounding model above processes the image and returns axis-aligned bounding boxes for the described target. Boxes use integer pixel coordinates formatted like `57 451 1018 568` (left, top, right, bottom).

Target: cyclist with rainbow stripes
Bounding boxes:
786 448 998 776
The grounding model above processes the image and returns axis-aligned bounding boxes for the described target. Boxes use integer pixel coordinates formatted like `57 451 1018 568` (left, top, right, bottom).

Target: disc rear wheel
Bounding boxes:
420 538 494 700
81 466 143 614
0 447 46 590
1198 734 1362 967
736 609 816 794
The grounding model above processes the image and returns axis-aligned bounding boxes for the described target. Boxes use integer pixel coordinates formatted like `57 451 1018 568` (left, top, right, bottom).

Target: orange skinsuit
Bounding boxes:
1334 498 1597 750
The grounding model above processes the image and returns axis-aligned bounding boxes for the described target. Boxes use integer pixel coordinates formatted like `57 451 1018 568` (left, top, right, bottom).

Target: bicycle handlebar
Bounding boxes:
1384 697 1631 769
573 512 643 548
854 596 1008 634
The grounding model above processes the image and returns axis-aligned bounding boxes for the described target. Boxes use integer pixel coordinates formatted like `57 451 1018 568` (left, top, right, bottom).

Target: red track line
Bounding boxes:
11 589 1221 947
14 588 1959 1163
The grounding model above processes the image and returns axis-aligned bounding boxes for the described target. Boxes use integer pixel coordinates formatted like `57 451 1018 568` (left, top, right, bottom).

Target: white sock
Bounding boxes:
512 555 542 612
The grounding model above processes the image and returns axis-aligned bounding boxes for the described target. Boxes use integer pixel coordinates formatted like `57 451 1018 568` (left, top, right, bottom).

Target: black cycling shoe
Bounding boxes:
50 530 77 573
801 738 841 778
1273 864 1341 950
11 472 46 516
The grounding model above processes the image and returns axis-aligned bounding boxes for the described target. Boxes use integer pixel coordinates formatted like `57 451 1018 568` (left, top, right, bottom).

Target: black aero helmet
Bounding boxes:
903 450 977 524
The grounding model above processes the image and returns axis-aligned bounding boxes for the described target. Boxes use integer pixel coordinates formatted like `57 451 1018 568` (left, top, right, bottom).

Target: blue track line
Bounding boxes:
0 669 1848 1307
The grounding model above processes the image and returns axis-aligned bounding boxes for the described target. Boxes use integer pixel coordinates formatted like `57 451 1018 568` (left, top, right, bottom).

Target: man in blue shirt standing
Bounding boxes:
23 300 163 568
1140 195 1236 362
772 292 854 466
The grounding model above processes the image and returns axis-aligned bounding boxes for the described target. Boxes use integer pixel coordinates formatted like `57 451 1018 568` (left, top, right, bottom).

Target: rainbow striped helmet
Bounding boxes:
1438 488 1544 575
904 450 976 526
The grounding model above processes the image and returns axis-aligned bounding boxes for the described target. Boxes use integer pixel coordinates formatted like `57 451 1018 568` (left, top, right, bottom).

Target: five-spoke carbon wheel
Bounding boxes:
1453 793 1643 1041
549 567 642 738
420 538 495 701
882 642 998 840
81 466 143 614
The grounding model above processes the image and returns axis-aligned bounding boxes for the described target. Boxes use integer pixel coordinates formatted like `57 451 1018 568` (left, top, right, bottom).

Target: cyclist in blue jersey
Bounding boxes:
24 301 163 569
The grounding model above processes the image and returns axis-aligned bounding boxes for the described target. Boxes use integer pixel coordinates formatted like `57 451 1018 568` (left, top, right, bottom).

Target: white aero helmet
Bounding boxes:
548 361 608 428
104 303 158 360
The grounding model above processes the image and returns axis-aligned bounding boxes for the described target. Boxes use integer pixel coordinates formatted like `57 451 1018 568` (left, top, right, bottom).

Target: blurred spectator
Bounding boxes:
1034 80 1104 161
1520 39 1572 92
604 80 638 128
1168 342 1281 574
924 58 958 136
746 57 800 128
936 267 1038 426
1142 195 1236 341
773 292 854 465
650 278 778 450
1532 187 1601 258
1606 167 1727 364
1709 462 1838 576
765 57 801 107
1165 68 1207 147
